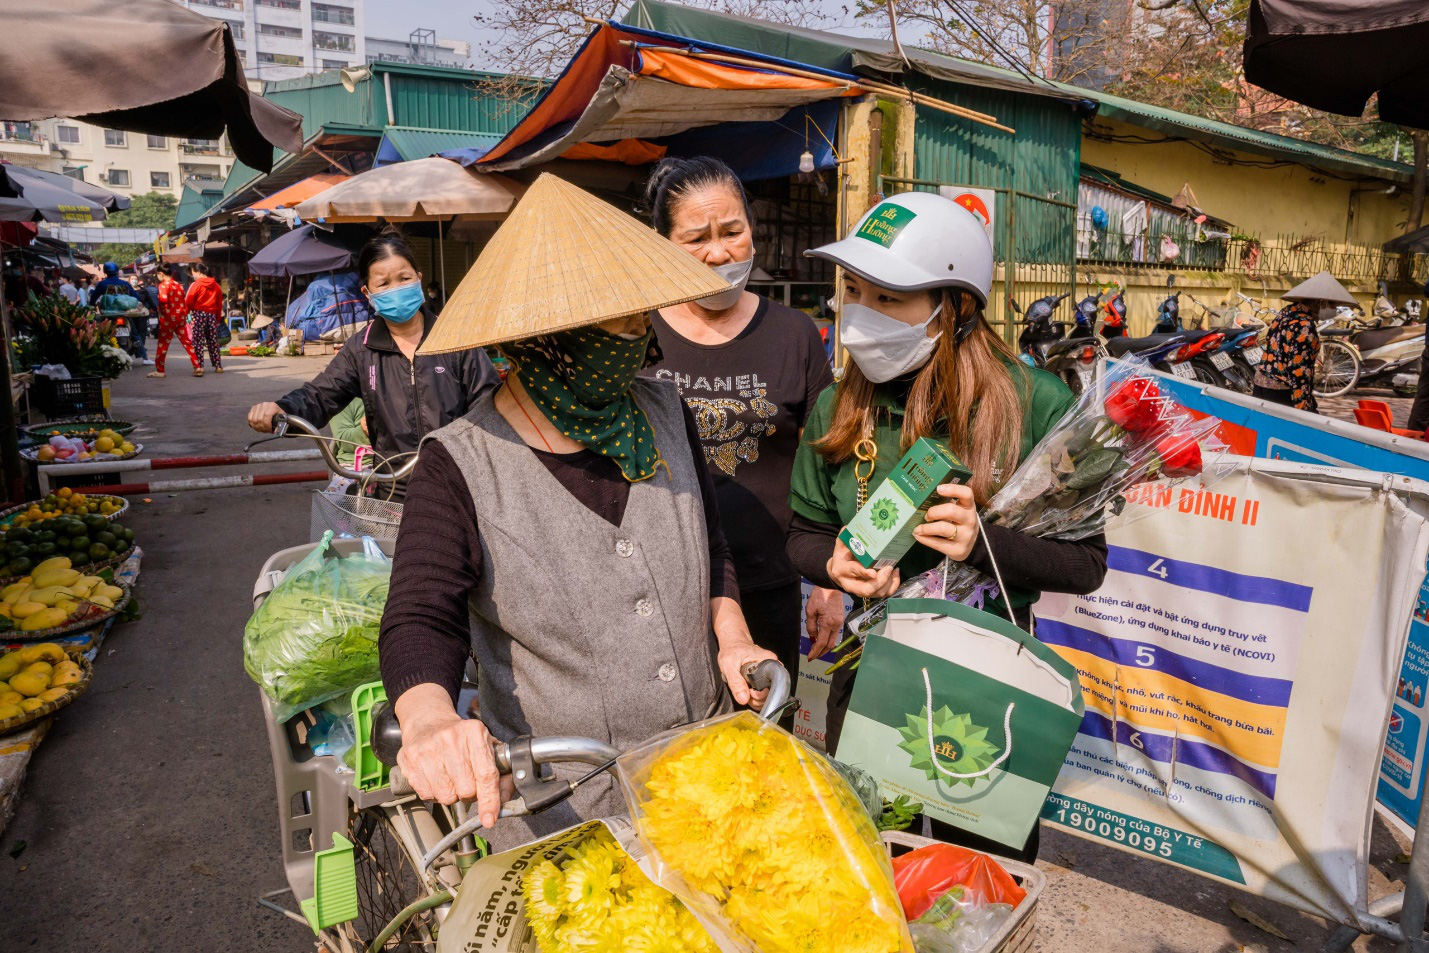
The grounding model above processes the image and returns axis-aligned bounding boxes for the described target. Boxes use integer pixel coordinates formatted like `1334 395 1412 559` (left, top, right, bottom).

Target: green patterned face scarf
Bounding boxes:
500 324 666 482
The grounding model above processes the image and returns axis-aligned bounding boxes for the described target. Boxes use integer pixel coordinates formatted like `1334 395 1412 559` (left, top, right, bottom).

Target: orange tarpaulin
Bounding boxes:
248 172 349 212
634 48 863 96
562 140 668 164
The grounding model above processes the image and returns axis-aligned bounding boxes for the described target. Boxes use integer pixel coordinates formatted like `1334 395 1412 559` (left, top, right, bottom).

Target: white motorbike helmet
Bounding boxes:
806 191 994 306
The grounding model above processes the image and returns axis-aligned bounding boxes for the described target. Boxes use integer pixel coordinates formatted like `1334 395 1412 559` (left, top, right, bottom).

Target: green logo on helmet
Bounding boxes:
855 203 918 248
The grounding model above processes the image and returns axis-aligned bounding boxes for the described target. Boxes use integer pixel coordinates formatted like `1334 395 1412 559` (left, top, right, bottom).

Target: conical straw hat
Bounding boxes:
1283 270 1357 306
419 173 731 354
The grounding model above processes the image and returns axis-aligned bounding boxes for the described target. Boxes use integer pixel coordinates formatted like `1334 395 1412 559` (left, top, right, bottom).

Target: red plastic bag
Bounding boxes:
892 844 1026 919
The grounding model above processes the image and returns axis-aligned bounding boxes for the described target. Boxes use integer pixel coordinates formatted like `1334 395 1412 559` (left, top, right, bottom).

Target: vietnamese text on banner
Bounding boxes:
1037 458 1429 925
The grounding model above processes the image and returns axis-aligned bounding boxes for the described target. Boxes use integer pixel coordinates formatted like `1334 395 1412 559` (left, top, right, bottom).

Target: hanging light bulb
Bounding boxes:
798 150 816 174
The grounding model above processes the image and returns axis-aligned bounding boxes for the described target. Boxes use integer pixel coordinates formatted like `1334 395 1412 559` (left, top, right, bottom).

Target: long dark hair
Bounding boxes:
642 156 755 237
815 289 1027 506
357 229 418 284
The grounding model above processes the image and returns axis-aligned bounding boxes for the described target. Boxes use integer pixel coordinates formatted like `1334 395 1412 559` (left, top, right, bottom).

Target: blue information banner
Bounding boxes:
1150 375 1429 831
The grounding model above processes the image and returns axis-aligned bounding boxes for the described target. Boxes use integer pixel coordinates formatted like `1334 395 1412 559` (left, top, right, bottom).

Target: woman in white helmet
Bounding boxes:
786 192 1108 860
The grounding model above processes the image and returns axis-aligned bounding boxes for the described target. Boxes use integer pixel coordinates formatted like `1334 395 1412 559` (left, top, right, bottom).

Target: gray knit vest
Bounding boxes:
431 377 729 849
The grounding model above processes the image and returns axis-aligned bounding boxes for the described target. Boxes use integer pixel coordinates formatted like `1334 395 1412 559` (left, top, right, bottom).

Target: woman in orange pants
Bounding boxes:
148 265 200 379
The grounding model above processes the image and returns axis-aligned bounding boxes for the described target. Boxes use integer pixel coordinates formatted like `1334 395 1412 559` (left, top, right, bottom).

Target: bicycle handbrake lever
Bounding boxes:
243 415 290 453
506 736 575 814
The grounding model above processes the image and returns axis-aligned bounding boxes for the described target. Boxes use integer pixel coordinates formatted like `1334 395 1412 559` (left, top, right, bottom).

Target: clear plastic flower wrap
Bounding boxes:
616 711 915 953
837 356 1231 658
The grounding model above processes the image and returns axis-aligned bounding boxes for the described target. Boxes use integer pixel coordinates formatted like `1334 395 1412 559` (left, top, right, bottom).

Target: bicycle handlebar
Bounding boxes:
245 412 419 483
377 659 794 867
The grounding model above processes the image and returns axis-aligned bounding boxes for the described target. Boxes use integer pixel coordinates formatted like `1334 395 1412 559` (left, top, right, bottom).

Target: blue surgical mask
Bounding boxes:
368 280 424 323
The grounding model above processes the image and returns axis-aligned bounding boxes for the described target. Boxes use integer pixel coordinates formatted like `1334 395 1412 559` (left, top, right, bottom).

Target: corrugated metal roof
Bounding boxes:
376 127 506 165
624 0 1413 184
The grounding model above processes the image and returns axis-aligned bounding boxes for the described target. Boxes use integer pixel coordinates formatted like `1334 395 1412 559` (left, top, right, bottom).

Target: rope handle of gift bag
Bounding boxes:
923 509 1017 781
922 668 1015 780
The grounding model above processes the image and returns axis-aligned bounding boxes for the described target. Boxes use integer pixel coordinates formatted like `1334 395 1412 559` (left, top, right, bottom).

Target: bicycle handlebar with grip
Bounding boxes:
249 413 419 483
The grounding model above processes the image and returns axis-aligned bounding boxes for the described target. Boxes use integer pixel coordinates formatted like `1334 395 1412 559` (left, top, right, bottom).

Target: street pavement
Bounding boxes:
0 356 1410 952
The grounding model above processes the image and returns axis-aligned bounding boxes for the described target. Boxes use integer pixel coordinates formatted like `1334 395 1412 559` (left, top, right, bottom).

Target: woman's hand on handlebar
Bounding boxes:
247 401 283 434
826 539 900 599
393 684 505 826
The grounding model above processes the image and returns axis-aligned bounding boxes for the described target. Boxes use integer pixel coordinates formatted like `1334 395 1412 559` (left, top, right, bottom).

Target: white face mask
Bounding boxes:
694 256 755 311
841 302 943 383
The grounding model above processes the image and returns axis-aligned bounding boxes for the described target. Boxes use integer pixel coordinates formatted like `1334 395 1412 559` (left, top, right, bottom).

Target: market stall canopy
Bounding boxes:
0 0 303 172
248 225 353 278
248 174 349 213
7 166 130 213
1383 224 1429 255
161 240 249 265
1283 270 1358 306
472 23 866 175
294 158 526 223
421 173 729 353
374 127 507 168
0 166 107 223
1243 0 1429 130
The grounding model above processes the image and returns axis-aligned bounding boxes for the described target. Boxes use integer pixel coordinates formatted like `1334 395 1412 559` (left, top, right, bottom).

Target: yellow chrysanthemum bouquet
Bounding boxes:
522 827 719 953
617 711 915 953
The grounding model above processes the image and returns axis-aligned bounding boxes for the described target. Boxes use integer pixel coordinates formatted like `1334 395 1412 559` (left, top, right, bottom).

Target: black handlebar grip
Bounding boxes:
371 702 404 768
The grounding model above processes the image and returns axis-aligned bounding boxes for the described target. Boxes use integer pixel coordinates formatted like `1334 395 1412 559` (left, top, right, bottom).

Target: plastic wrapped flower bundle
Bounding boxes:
618 711 914 953
838 355 1230 657
522 827 718 953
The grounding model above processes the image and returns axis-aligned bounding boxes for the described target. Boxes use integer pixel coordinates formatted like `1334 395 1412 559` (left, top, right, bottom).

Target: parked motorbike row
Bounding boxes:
1016 277 1426 400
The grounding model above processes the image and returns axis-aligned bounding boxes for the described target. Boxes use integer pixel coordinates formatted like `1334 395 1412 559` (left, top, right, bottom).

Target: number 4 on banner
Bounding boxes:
1147 558 1169 580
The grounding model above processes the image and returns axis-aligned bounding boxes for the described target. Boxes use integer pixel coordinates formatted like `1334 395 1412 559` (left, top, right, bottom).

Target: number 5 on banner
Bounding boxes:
1135 646 1156 667
1147 558 1170 580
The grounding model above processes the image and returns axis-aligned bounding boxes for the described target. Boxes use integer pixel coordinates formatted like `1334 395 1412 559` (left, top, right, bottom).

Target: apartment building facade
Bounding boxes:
177 0 368 82
0 120 234 200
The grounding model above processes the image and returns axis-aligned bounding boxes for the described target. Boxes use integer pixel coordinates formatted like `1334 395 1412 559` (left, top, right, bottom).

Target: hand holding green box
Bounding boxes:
838 438 973 569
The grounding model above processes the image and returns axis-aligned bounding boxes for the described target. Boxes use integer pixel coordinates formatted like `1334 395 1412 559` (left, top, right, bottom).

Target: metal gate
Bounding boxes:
880 176 1079 344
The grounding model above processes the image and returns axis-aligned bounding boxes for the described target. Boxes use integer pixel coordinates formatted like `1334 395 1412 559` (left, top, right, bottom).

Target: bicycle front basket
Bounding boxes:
309 491 404 543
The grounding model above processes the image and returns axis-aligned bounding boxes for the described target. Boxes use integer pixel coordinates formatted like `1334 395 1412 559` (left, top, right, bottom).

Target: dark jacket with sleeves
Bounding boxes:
275 310 499 461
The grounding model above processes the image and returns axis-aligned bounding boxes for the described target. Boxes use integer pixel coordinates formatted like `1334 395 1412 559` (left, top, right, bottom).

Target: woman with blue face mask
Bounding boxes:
246 230 499 495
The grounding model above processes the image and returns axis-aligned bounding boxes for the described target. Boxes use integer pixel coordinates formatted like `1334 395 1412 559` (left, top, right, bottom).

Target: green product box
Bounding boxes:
838 438 973 569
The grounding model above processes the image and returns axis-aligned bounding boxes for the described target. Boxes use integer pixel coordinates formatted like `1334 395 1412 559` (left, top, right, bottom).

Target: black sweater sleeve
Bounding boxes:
275 343 362 431
785 514 1108 598
965 527 1109 596
378 442 483 704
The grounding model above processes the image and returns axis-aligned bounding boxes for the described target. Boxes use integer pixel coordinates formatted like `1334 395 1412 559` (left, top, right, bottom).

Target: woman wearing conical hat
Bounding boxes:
377 175 778 850
1252 270 1353 413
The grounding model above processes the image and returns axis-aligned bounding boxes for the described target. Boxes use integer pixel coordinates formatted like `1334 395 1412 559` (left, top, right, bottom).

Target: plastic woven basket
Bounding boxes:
20 418 136 440
0 496 130 529
309 491 403 543
880 830 1044 953
0 652 93 737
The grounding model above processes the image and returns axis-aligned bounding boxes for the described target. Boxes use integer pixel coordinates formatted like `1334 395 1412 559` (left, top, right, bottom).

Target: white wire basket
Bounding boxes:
309 490 404 542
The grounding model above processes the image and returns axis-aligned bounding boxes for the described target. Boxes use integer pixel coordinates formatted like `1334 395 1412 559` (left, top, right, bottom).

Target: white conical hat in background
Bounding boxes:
1283 270 1357 306
419 173 731 354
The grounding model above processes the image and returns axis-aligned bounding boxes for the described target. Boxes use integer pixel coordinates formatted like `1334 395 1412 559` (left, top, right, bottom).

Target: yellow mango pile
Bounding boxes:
0 643 82 719
0 557 125 632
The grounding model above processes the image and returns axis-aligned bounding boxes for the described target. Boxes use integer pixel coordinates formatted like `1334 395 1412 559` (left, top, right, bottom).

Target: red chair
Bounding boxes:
1358 399 1397 419
1354 406 1423 438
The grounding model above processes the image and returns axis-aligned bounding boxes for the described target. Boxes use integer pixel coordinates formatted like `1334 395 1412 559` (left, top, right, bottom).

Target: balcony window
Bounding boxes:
313 30 354 52
312 3 354 25
56 125 80 144
258 23 303 38
255 0 301 8
147 135 168 149
107 169 130 187
151 171 172 188
104 129 127 147
321 59 348 69
256 52 304 67
189 0 244 9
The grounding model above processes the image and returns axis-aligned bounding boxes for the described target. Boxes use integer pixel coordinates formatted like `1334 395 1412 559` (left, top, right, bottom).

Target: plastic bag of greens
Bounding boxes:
907 887 1014 953
244 531 390 722
616 711 915 953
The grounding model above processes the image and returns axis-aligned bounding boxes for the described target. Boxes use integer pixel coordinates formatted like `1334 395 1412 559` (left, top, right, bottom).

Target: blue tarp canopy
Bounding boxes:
284 271 373 341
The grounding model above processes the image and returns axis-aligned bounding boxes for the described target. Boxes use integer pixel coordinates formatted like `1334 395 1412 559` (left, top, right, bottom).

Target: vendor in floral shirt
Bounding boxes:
1251 271 1356 414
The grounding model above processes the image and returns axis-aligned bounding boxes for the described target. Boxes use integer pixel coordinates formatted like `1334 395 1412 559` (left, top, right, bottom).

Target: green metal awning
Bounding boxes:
374 126 506 166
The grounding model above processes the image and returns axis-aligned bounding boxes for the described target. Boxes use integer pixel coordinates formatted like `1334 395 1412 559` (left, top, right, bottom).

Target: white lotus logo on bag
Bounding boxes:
898 705 999 785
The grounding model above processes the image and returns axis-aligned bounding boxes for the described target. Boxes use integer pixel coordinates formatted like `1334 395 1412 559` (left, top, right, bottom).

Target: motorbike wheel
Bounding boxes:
1060 368 1085 396
1314 340 1361 398
1191 361 1223 388
1220 365 1253 395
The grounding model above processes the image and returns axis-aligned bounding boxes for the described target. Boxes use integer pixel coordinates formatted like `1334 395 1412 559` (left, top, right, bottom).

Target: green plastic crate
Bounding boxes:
351 681 391 793
300 832 358 932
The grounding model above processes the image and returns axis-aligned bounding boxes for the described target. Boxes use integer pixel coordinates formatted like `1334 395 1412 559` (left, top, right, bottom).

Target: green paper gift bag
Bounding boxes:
837 598 1085 849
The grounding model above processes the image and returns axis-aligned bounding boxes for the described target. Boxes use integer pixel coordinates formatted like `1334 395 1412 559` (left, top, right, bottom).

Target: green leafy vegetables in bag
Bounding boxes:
243 532 390 722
